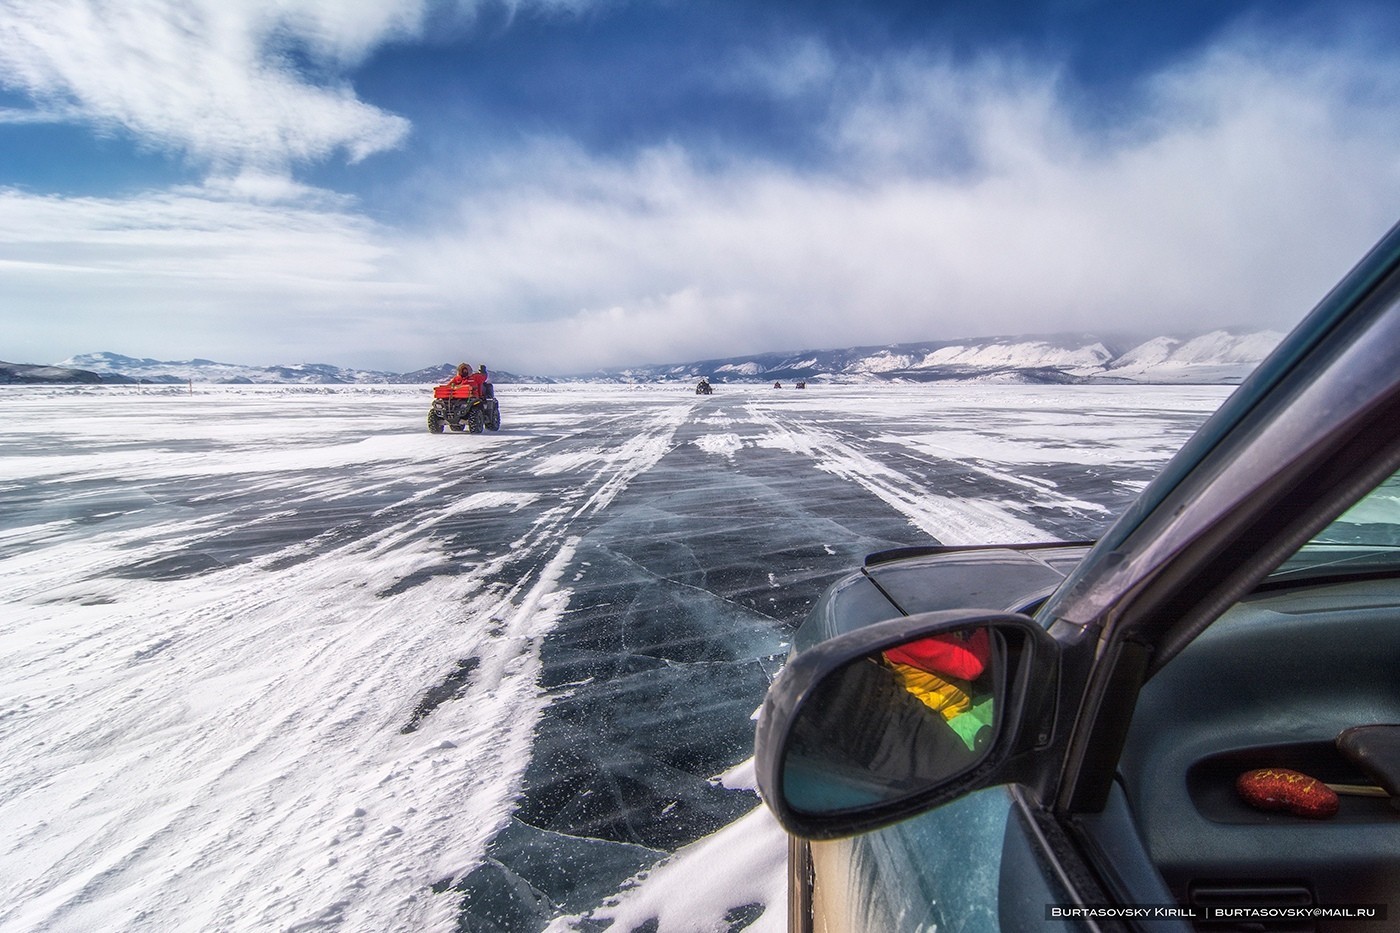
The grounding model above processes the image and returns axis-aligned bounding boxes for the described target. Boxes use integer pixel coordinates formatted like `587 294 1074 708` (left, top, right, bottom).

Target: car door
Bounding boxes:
1100 472 1400 929
1035 218 1400 919
756 218 1400 931
1037 218 1400 930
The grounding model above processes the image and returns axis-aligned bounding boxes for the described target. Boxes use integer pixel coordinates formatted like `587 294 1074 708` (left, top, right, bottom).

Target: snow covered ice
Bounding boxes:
0 382 1230 932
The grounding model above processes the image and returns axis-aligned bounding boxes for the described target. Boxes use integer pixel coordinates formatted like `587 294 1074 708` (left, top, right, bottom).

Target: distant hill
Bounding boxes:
0 360 130 385
3 330 1285 386
569 329 1286 386
396 363 549 385
52 353 544 386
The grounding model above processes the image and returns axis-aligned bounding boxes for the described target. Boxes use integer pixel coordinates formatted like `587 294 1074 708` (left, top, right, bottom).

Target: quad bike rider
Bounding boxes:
428 363 501 434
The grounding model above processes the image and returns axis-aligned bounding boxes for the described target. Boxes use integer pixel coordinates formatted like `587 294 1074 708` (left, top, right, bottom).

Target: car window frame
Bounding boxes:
1039 222 1400 816
1043 223 1400 631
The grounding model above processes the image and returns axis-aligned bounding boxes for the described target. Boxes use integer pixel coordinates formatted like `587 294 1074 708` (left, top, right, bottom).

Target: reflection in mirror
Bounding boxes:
782 626 996 815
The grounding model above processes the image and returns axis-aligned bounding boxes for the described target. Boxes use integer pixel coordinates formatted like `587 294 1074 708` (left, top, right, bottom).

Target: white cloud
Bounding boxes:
0 0 616 170
721 36 838 101
0 0 422 169
0 104 79 124
3 19 1399 376
0 179 434 368
399 34 1400 373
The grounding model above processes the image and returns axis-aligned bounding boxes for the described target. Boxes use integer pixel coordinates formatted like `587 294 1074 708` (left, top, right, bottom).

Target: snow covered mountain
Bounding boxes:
1094 331 1287 384
7 330 1283 386
1 360 117 385
53 352 402 385
578 330 1285 386
50 353 542 386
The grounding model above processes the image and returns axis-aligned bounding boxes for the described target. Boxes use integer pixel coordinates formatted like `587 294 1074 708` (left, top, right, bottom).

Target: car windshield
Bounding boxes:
1268 468 1400 583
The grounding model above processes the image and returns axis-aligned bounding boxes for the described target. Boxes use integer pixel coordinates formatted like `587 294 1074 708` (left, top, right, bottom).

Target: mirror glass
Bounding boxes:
781 625 997 814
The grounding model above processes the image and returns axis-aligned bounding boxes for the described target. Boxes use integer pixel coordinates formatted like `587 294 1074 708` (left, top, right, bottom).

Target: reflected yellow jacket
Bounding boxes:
889 661 972 719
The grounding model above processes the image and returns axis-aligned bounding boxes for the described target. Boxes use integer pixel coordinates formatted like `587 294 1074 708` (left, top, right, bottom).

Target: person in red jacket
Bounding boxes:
466 364 489 394
447 362 473 388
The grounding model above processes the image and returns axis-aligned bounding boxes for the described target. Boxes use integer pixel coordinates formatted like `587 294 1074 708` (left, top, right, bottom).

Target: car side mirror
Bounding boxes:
755 610 1058 839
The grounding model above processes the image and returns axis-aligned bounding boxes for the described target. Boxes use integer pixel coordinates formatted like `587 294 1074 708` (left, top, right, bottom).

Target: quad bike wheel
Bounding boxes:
485 402 501 431
467 405 485 434
427 410 444 434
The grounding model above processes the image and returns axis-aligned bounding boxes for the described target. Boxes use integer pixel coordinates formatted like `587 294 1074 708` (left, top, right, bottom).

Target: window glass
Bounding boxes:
1270 469 1400 582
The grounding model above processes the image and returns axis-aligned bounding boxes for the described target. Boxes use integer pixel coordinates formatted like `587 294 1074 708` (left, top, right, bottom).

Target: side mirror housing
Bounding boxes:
755 609 1059 839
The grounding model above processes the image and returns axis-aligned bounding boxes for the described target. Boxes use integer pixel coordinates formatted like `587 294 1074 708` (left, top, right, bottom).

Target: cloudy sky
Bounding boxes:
2 0 1399 376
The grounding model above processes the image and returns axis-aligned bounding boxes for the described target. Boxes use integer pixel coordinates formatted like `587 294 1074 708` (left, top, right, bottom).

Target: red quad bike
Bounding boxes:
428 382 501 434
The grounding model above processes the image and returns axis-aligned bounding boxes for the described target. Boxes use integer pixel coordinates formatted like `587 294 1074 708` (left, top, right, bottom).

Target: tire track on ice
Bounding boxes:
744 399 1056 545
817 413 1112 521
0 397 696 933
404 403 695 712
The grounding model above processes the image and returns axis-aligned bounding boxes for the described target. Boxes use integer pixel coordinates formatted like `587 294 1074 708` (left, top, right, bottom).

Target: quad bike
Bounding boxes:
428 382 501 434
695 378 713 395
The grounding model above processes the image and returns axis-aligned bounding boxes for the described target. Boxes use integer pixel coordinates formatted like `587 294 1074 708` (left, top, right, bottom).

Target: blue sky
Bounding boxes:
2 0 1399 376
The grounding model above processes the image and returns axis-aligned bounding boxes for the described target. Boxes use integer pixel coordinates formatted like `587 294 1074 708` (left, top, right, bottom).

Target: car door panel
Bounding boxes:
1116 578 1400 917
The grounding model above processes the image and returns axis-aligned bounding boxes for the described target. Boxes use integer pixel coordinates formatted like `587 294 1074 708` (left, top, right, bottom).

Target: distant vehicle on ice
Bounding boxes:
428 366 500 434
696 378 713 395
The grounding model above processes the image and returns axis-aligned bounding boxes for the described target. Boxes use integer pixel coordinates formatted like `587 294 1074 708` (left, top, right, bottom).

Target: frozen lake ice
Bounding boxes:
0 381 1231 932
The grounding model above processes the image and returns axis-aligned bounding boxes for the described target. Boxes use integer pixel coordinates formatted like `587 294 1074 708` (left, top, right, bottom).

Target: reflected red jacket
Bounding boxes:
884 629 990 681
